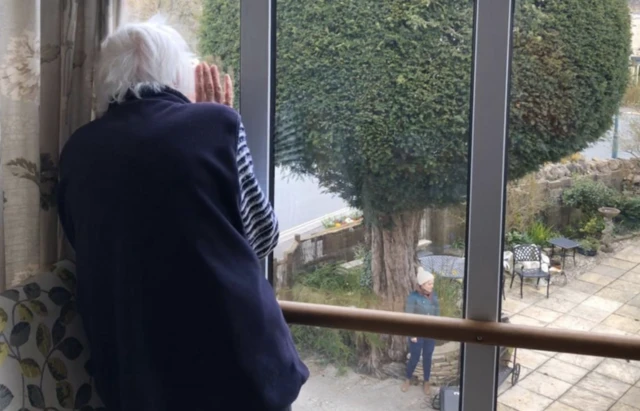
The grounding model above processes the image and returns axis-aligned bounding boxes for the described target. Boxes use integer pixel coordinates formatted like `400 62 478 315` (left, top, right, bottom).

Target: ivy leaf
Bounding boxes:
0 290 19 302
47 357 68 381
19 358 41 378
27 384 45 408
36 323 52 357
28 300 48 317
0 384 13 411
17 304 33 322
57 337 83 360
23 283 41 300
9 322 30 347
0 308 7 333
74 383 92 408
56 380 74 409
0 343 8 367
60 301 76 325
49 287 72 306
56 268 77 292
52 318 66 346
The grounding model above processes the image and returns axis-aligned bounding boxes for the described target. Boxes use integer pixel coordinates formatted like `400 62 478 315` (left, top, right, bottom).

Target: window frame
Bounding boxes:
238 1 640 410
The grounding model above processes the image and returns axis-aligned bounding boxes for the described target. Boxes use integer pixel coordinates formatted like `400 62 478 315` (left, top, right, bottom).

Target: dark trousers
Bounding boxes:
406 337 436 381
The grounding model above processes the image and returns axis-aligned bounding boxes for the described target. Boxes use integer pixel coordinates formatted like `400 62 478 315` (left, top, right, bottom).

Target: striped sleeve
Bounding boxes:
236 122 279 259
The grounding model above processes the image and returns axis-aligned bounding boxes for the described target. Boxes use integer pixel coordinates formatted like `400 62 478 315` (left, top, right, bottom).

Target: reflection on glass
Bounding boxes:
273 1 475 408
500 0 638 410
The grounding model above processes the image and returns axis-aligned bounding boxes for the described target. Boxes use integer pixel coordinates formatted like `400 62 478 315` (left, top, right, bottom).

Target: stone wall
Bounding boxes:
413 341 461 385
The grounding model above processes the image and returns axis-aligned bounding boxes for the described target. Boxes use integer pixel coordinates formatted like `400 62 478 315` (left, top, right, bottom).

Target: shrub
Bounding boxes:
579 216 605 238
579 237 600 252
433 277 462 319
505 230 533 249
526 221 558 247
506 174 548 234
562 179 622 216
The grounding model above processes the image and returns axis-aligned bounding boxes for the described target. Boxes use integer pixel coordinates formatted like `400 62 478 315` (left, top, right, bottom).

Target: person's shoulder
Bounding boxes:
408 290 419 299
185 102 240 127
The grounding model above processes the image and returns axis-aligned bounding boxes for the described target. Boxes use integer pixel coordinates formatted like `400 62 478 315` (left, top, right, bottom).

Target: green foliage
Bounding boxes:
579 237 600 252
200 0 630 219
562 179 622 216
579 216 605 238
433 277 462 318
619 196 640 224
526 221 557 247
290 264 381 367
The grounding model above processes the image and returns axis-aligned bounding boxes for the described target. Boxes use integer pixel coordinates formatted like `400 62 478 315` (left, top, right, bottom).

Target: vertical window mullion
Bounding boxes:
462 0 514 410
239 0 274 281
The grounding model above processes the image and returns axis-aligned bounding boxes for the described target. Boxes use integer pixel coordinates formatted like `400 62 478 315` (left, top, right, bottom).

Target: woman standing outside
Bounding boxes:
401 268 440 396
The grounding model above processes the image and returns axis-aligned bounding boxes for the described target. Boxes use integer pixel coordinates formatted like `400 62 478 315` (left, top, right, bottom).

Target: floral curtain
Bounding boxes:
0 0 121 289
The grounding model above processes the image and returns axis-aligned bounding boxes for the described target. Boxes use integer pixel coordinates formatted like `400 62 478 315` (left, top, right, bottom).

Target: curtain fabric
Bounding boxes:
0 0 120 289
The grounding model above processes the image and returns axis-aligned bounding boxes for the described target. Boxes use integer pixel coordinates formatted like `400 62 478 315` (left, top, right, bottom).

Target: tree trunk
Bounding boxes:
369 210 423 365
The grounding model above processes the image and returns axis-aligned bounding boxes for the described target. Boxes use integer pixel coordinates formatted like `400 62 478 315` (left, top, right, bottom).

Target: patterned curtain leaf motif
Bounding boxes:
0 265 104 410
6 153 59 211
0 30 40 102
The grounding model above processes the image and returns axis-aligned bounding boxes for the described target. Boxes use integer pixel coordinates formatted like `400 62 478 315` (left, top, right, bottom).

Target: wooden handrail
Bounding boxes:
280 301 640 361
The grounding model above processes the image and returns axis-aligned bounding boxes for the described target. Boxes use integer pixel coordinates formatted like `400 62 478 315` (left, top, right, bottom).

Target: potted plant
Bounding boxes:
577 238 599 256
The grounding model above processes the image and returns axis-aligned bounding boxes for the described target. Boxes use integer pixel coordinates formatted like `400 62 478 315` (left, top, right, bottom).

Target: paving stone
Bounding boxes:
602 314 640 334
590 264 628 278
591 323 632 336
609 279 640 293
570 304 612 323
510 314 548 327
544 402 579 411
535 297 578 313
621 271 640 285
519 306 564 324
519 371 572 400
581 295 624 313
558 386 615 411
615 246 640 264
569 279 604 295
554 353 604 370
576 371 631 400
619 387 640 408
517 350 552 370
537 358 590 384
497 403 518 411
498 385 554 411
627 294 640 308
596 287 639 304
503 298 532 315
551 289 592 304
551 314 598 332
617 304 640 320
595 358 640 385
609 403 640 411
600 258 638 271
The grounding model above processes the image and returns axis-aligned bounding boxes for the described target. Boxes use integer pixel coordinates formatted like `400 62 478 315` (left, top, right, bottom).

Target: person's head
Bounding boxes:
416 268 434 294
95 15 195 115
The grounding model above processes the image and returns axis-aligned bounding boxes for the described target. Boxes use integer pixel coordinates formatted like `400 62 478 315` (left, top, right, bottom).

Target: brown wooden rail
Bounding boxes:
280 301 640 361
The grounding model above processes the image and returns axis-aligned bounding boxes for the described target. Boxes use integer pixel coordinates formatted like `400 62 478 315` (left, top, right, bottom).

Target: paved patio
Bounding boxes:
498 240 640 411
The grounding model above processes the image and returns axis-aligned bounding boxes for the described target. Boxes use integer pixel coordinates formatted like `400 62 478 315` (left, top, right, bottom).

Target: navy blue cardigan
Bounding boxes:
57 89 309 411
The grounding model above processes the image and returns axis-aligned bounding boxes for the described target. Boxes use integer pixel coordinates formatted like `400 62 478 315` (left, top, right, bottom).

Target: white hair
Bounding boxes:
95 15 195 115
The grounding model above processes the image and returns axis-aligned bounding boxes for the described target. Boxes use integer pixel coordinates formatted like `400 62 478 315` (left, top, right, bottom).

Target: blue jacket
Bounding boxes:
57 88 308 411
405 291 440 317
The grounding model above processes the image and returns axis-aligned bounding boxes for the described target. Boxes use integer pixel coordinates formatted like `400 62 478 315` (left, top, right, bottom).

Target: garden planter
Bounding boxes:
577 246 597 257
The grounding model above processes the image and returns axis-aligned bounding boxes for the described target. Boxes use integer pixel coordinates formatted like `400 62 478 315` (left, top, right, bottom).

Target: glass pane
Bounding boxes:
274 1 476 408
122 0 239 102
500 1 640 409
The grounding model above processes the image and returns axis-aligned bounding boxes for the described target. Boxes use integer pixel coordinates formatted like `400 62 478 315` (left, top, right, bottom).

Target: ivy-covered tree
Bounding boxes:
200 0 630 364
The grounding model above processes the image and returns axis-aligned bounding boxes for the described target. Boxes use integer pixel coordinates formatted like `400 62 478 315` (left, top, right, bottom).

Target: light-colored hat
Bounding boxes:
417 267 434 285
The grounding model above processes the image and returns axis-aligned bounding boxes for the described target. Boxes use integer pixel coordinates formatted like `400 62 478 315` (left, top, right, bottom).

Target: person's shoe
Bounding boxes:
423 381 431 396
401 379 411 392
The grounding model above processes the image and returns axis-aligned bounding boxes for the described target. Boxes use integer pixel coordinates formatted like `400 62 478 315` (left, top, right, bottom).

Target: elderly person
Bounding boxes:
57 18 308 411
401 268 440 396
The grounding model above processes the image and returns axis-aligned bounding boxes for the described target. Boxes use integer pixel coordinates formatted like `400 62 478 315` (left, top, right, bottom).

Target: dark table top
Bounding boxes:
549 237 580 249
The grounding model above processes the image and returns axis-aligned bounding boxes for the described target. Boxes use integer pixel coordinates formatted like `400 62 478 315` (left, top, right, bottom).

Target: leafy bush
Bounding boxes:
562 179 622 216
619 196 640 224
526 221 558 247
579 216 605 238
505 230 533 249
579 237 600 252
433 277 462 319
